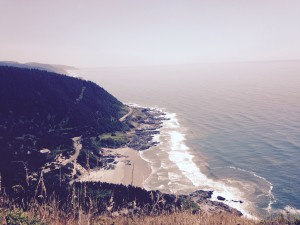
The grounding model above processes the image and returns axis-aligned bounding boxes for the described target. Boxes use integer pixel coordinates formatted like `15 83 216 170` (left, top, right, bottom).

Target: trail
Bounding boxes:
42 136 82 173
64 136 82 165
119 107 133 122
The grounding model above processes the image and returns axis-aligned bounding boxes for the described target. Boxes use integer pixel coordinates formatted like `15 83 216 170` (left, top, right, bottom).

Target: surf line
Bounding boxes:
138 105 256 219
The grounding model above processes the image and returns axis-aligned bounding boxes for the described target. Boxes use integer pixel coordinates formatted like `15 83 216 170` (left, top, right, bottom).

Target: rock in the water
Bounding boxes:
189 190 213 201
217 196 226 201
232 200 243 204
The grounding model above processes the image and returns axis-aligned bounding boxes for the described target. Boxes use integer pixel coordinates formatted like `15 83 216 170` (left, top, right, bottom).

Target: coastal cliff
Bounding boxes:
0 66 244 223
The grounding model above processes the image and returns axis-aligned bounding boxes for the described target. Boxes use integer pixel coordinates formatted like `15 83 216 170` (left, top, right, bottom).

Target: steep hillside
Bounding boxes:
0 66 127 190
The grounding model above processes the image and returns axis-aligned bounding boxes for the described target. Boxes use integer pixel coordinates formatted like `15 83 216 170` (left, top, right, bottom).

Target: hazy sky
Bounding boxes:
1 0 300 67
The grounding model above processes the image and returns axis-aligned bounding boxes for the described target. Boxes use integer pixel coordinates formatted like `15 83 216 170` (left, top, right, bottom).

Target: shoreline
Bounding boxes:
77 104 256 218
77 104 165 187
78 147 151 188
139 108 256 219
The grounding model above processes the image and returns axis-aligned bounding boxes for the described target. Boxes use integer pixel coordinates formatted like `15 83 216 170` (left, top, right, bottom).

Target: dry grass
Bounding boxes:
2 201 300 225
1 207 257 225
1 192 299 225
96 212 258 225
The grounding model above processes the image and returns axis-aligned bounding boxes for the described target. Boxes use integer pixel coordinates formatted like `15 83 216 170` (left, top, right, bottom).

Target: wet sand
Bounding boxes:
78 147 152 188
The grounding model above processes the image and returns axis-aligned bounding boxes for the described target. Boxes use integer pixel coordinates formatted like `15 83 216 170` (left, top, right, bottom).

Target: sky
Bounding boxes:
1 0 300 68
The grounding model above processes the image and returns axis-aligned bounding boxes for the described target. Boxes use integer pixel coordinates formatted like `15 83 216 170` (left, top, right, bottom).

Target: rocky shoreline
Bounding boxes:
125 106 168 151
37 105 245 217
103 105 245 217
187 190 242 216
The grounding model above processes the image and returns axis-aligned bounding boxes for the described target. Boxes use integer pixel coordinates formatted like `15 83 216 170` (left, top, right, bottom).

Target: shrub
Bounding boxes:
5 209 47 225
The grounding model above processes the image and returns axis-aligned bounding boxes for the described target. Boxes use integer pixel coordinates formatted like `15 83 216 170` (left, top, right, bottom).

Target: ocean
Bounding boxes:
74 61 300 217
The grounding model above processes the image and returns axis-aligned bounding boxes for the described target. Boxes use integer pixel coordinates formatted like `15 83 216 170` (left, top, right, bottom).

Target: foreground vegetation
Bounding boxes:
1 199 300 225
1 182 300 225
0 209 253 225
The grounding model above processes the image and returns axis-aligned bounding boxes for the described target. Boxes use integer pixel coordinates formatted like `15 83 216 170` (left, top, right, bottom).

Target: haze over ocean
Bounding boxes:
76 61 300 216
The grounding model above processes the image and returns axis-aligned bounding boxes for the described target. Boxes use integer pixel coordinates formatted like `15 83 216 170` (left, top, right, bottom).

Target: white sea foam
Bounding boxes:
136 104 256 218
228 166 276 212
283 206 300 215
157 184 166 190
152 132 161 143
161 111 257 219
168 172 182 181
125 102 144 108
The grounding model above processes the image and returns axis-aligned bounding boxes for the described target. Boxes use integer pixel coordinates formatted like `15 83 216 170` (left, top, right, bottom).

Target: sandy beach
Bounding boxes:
77 106 166 188
78 147 152 188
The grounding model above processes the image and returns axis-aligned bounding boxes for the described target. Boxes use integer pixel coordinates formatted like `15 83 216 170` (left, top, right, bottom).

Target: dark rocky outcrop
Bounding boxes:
188 190 242 216
217 196 226 201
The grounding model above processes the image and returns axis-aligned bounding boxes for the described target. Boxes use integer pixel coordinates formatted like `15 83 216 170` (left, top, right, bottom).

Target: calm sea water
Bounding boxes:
76 62 300 216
